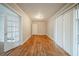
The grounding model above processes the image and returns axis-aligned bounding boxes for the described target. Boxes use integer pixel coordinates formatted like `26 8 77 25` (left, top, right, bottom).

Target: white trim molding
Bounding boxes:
21 35 31 45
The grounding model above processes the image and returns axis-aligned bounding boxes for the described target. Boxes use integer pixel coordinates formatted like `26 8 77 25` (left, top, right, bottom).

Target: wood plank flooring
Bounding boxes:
1 35 70 56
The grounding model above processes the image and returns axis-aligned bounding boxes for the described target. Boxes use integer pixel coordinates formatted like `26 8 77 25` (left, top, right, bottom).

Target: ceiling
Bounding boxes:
17 3 66 21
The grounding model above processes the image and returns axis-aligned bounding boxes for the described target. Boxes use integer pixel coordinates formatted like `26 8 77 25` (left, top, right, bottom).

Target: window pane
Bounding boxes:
15 27 19 31
7 33 12 40
7 27 12 32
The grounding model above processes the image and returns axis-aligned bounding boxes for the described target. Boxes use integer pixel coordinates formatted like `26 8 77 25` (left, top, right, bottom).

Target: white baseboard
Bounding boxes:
32 34 46 35
46 34 54 40
21 35 31 45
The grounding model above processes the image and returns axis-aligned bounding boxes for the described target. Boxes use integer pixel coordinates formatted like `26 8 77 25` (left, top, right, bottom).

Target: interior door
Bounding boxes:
4 14 21 51
32 24 38 35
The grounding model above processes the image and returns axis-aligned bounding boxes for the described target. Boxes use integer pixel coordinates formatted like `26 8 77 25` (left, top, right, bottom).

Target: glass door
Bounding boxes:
0 4 21 52
0 15 5 54
76 4 79 56
7 15 20 42
4 14 21 51
73 4 79 56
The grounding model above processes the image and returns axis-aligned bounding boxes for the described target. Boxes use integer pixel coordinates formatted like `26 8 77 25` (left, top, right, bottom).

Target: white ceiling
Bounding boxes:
17 3 66 21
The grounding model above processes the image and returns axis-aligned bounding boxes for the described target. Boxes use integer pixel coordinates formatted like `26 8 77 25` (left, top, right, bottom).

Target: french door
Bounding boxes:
76 4 79 56
0 4 21 51
73 4 79 56
4 14 21 51
0 15 5 53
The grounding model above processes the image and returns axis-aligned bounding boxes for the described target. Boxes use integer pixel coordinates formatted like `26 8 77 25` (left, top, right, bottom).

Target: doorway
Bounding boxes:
32 23 38 35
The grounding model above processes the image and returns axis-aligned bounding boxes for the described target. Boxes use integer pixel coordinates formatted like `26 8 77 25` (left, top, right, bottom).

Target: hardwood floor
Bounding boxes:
1 35 70 56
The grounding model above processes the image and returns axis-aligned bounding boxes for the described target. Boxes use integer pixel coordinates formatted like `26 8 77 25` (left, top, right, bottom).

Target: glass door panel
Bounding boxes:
6 15 20 42
0 15 4 53
77 5 79 55
0 4 21 52
4 14 21 51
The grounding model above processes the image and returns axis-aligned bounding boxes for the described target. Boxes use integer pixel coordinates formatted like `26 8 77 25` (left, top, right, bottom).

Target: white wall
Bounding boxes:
63 9 73 55
56 15 63 48
32 21 47 35
47 17 57 40
47 4 75 55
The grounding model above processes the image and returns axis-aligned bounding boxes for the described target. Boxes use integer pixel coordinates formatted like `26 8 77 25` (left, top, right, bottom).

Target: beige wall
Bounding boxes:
32 21 47 35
